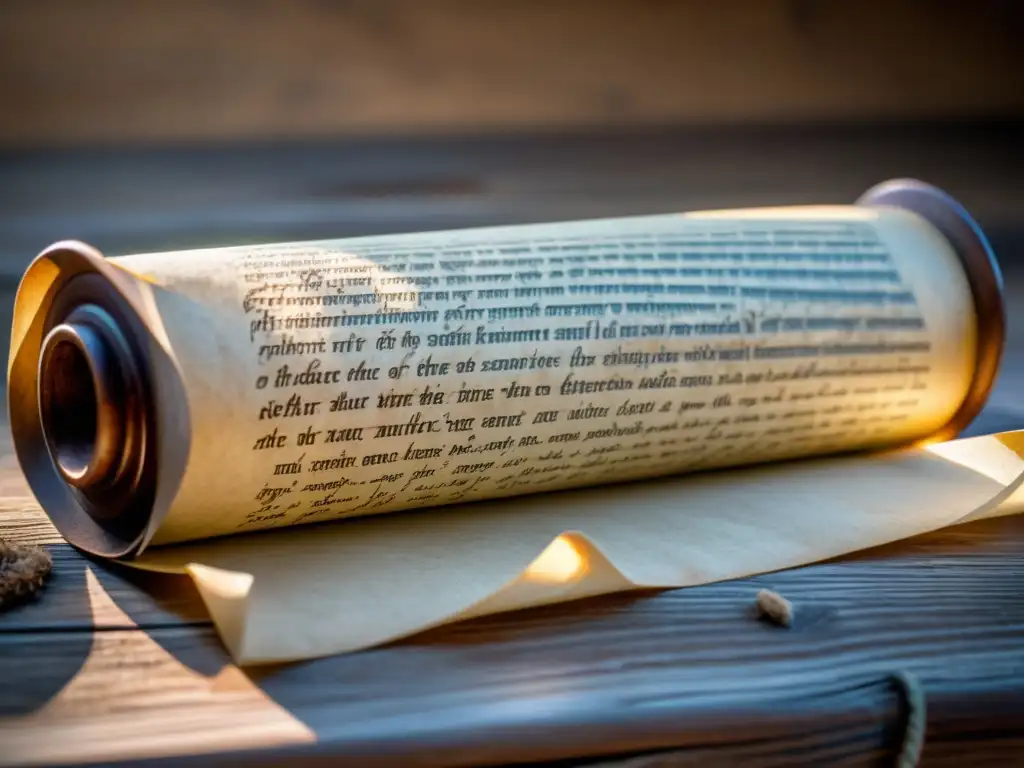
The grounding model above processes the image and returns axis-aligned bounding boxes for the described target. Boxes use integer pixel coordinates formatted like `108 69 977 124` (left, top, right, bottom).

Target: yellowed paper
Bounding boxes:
9 199 1016 664
120 207 975 543
135 428 1024 663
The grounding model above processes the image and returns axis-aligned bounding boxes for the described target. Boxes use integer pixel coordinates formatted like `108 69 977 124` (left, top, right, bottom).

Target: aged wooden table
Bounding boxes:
2 128 1024 766
2 417 1024 768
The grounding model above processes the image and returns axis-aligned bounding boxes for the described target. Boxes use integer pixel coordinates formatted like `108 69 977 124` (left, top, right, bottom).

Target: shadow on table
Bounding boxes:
7 510 1023 766
0 550 219 717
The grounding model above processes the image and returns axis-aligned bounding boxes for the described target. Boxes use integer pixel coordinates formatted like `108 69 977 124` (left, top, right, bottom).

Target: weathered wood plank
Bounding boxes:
3 124 1022 264
3 381 1024 763
0 0 1021 146
2 132 1024 766
0 625 315 766
2 513 1024 767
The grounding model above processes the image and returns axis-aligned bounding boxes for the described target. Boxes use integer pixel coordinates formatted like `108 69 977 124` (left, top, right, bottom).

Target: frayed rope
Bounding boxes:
752 589 926 766
0 537 52 611
892 671 926 768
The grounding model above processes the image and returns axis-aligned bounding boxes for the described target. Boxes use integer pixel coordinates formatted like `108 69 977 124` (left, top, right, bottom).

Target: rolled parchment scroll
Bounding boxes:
9 178 1024 663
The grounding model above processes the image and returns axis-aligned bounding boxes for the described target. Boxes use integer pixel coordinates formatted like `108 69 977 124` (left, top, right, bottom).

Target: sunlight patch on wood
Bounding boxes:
0 567 315 766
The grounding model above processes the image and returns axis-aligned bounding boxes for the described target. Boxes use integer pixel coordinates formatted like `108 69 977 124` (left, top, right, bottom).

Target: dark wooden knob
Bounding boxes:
37 304 139 492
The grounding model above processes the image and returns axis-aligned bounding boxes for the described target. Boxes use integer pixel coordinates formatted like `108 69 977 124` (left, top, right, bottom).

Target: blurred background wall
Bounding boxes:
2 0 1024 144
1 0 1023 377
1 0 1022 144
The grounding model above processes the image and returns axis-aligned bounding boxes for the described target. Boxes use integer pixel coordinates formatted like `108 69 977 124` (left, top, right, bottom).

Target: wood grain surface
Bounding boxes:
2 129 1024 766
2 363 1024 766
0 0 1022 146
2 500 1024 766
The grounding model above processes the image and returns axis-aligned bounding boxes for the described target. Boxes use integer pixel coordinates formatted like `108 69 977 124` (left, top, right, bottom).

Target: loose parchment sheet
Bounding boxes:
136 430 1024 664
10 204 1023 664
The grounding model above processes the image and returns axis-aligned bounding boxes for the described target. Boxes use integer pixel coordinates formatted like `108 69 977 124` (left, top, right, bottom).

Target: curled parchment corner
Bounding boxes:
184 563 254 660
127 429 1024 666
458 531 635 622
166 531 632 663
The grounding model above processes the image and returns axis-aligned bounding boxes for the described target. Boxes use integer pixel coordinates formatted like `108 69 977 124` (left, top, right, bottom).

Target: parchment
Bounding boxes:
117 205 976 545
135 428 1024 664
9 201 1019 664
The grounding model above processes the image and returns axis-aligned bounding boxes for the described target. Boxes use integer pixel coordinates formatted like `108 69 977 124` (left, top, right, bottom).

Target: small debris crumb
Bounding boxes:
0 538 53 611
754 588 793 627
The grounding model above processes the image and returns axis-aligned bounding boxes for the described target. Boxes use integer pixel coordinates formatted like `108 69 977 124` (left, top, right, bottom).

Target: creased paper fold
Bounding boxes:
134 429 1024 664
